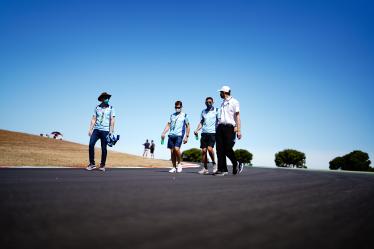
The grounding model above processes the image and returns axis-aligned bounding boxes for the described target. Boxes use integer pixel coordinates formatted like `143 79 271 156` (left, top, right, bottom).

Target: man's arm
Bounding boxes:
183 123 190 144
88 116 96 136
110 117 115 134
235 112 242 139
194 122 203 135
161 123 170 139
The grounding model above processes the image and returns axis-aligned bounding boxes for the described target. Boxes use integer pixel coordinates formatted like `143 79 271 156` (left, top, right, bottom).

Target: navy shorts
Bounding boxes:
167 136 183 149
200 133 216 149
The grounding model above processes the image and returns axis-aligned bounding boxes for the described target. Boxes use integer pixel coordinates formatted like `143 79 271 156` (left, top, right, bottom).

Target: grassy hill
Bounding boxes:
0 129 169 168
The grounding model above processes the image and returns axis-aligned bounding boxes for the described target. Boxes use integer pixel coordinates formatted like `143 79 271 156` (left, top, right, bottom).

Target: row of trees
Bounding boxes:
182 148 373 172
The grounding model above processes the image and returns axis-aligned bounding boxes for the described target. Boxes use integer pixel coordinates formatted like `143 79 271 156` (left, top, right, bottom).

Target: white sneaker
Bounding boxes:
198 168 209 175
86 164 96 171
212 163 218 174
98 167 106 172
238 163 243 174
177 164 183 173
169 167 177 173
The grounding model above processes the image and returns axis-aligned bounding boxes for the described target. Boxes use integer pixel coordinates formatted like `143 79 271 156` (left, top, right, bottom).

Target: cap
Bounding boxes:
218 86 231 93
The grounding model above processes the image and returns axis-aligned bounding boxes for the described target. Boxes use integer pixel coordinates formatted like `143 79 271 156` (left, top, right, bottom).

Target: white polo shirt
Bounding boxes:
218 96 240 126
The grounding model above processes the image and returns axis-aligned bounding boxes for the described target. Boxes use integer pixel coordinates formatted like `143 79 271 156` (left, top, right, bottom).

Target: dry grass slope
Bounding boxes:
0 130 169 168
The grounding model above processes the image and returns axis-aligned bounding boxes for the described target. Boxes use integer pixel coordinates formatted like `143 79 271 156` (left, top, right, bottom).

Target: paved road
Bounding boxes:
1 167 374 249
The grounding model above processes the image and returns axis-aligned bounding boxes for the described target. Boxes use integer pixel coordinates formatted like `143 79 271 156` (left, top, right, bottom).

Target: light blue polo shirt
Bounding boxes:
169 112 189 137
94 105 116 131
201 107 219 134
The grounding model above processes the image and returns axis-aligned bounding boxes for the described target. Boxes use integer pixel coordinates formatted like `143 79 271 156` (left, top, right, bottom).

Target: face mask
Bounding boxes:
104 99 109 104
206 103 213 108
220 92 225 99
175 108 181 113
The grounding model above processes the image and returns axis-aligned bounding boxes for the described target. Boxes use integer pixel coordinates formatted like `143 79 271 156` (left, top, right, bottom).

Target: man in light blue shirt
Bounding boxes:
194 97 219 174
86 92 116 172
161 100 190 173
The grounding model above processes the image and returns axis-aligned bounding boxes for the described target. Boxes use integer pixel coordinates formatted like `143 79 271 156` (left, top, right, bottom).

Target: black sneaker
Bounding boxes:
232 165 238 175
99 163 106 172
214 171 228 176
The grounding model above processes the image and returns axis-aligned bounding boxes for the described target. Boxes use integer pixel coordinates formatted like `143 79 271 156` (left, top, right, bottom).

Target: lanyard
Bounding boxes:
171 113 182 131
97 106 111 125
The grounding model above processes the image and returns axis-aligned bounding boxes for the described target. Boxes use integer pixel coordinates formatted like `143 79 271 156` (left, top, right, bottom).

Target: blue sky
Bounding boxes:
1 0 373 169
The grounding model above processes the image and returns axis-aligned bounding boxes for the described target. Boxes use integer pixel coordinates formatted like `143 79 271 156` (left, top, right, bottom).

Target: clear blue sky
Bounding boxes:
1 0 373 169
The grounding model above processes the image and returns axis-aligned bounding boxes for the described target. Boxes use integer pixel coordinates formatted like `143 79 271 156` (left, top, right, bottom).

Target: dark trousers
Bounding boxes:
89 129 109 166
216 124 238 172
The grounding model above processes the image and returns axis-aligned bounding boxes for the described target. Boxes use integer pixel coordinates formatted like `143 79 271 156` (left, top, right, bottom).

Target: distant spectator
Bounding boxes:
143 139 150 158
150 140 155 159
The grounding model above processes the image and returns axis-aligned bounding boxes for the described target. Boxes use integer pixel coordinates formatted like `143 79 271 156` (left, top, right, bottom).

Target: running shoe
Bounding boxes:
169 167 177 173
232 165 238 175
238 162 243 174
177 163 183 173
198 168 209 175
86 164 96 171
212 163 218 174
214 171 228 176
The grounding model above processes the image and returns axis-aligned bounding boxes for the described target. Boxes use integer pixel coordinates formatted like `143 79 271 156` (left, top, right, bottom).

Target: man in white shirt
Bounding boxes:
215 86 243 176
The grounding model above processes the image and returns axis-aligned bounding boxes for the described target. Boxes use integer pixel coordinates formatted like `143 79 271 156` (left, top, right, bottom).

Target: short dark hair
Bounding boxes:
175 100 183 107
206 97 213 102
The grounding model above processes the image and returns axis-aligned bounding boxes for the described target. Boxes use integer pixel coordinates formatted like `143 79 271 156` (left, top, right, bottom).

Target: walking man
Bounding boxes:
143 139 151 158
194 97 218 174
150 140 155 159
215 86 243 176
161 101 190 173
87 92 116 172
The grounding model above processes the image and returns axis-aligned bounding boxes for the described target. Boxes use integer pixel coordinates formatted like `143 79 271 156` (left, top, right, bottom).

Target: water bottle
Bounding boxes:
195 133 199 141
161 137 165 145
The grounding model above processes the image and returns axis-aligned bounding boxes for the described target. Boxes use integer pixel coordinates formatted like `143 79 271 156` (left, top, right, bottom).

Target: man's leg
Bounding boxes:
202 148 208 169
174 147 181 165
171 149 176 167
216 125 227 172
223 126 238 172
89 130 100 165
99 131 109 166
207 146 216 165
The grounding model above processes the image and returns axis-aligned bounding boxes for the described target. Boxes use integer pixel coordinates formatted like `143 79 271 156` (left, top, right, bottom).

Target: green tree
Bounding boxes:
234 149 253 166
329 150 371 171
329 156 344 170
342 150 371 171
275 149 306 168
182 148 202 162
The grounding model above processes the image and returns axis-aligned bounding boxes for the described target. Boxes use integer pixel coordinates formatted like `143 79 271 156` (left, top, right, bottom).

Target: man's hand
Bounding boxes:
237 131 242 140
183 137 189 144
194 130 198 136
161 133 166 140
88 129 93 137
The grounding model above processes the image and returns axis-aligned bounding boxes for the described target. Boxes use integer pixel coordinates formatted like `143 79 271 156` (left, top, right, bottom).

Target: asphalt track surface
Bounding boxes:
1 167 374 249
